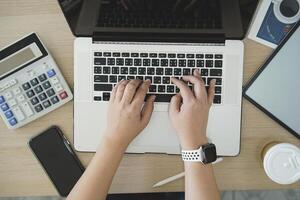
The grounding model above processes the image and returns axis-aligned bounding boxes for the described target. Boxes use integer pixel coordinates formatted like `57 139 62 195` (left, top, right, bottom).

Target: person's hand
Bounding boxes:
169 69 216 150
103 79 156 148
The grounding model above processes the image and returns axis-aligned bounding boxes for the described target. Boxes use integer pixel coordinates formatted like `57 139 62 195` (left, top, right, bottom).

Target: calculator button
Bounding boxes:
54 84 63 92
0 96 5 104
50 96 60 104
34 104 43 113
30 78 39 86
17 95 25 103
50 77 59 84
34 85 43 94
8 99 17 107
22 82 31 90
42 81 51 90
12 106 25 122
47 69 56 78
1 103 9 111
30 97 39 106
13 87 21 95
9 79 17 86
38 93 47 101
9 118 17 126
59 91 68 100
46 88 55 97
26 90 35 98
3 82 11 90
4 110 13 119
38 74 47 82
4 91 13 100
21 102 34 117
42 100 51 108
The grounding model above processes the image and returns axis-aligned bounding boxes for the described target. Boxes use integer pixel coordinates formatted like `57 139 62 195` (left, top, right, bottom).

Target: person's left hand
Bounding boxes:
103 79 156 148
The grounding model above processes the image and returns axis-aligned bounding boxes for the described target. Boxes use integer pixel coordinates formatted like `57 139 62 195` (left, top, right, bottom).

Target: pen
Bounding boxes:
152 158 223 188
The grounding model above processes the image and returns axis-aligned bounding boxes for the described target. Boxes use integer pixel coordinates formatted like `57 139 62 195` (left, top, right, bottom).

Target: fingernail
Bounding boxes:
151 95 156 100
145 79 151 84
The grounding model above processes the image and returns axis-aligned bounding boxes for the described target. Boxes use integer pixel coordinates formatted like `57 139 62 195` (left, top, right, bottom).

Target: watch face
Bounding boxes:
202 143 217 164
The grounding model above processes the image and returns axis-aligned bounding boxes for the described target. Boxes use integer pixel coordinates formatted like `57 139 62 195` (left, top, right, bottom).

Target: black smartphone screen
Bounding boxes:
29 126 84 197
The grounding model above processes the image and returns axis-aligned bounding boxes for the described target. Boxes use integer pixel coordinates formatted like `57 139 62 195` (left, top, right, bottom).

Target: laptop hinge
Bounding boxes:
92 32 225 44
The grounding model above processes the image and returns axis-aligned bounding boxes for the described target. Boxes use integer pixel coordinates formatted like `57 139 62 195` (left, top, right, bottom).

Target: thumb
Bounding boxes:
169 94 182 115
141 95 156 126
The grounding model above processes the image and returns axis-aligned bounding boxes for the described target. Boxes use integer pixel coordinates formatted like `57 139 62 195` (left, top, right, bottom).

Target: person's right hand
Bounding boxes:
169 69 216 150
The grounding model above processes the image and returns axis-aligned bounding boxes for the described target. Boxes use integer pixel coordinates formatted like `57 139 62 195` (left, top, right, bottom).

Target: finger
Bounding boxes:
141 95 156 126
110 80 123 102
208 79 216 106
171 77 194 101
182 75 206 99
132 79 151 106
193 69 205 84
169 94 182 115
116 80 128 101
122 79 141 104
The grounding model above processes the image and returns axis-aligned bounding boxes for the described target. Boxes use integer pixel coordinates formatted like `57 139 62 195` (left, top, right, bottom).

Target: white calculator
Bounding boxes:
0 33 73 129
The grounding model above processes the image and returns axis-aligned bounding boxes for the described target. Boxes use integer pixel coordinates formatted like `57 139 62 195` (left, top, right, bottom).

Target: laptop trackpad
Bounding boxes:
153 103 169 112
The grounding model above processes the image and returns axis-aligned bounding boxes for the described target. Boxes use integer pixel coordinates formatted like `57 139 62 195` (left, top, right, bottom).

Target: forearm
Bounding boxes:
67 137 126 200
184 162 220 200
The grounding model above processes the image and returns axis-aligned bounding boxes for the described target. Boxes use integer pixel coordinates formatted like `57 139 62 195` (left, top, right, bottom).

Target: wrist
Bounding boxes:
101 132 129 152
180 136 208 150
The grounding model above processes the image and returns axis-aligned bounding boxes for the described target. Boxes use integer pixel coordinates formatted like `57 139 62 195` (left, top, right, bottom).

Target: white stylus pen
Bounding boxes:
152 158 223 188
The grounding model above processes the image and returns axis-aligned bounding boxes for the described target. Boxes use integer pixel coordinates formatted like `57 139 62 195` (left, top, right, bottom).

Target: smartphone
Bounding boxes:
29 126 84 197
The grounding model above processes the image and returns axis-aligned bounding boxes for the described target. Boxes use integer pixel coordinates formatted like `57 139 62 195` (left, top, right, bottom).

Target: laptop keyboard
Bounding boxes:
97 0 222 29
93 52 223 104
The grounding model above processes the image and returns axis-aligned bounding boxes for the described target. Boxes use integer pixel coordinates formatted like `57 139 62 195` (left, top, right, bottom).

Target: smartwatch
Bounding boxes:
181 143 217 164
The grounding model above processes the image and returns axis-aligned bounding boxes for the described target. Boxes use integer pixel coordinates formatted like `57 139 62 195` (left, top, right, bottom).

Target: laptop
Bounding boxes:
58 0 245 156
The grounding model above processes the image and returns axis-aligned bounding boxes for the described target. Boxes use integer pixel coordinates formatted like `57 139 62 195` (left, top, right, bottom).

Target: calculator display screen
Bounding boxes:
0 46 38 76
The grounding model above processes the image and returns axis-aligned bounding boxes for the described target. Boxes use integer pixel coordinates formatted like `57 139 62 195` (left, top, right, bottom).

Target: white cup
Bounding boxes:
263 143 300 185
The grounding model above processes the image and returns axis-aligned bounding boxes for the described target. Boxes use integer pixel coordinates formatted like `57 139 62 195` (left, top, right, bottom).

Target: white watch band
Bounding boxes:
181 147 204 162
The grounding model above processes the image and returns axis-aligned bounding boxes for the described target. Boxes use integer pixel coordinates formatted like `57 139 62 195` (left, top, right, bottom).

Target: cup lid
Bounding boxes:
263 143 300 184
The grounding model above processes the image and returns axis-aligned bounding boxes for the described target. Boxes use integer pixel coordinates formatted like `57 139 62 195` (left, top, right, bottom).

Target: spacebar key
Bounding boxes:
146 94 175 102
94 84 112 91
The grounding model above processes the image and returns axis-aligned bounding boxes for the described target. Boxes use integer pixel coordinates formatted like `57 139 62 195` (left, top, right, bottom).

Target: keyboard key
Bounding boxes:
149 85 156 92
21 102 34 117
30 97 39 106
94 96 102 101
187 60 195 67
30 78 39 86
201 69 208 76
177 54 185 58
0 96 5 104
143 59 150 66
196 54 204 58
205 54 213 59
152 59 159 66
127 76 135 80
107 58 115 65
187 54 195 58
138 68 146 75
112 67 119 74
116 58 124 66
165 68 173 75
94 84 113 91
163 77 170 84
206 60 213 68
94 58 106 65
174 68 182 75
215 60 223 68
50 96 60 104
158 85 165 92
136 76 143 81
154 77 161 84
17 95 25 103
9 117 17 126
208 78 222 85
197 60 204 67
140 53 148 57
34 85 43 94
42 100 51 108
215 54 223 59
156 68 164 75
59 91 68 100
38 74 47 82
159 53 167 58
94 75 108 82
104 52 111 57
147 68 155 75
179 60 186 67
129 67 137 75
109 75 118 83
122 53 130 57
26 90 35 98
145 76 152 82
147 94 174 102
121 67 129 74
38 93 47 101
22 82 31 91
183 68 191 75
113 52 120 57
213 95 221 104
12 106 25 121
103 92 110 101
34 104 43 113
210 69 222 76
150 53 157 58
103 67 111 74
118 75 126 81
125 58 133 66
170 59 177 67
5 110 13 119
47 69 56 78
215 86 222 94
168 54 176 58
161 59 168 66
131 53 139 57
46 88 55 97
202 77 207 84
94 52 102 56
94 67 102 74
42 81 51 90
167 85 175 93
134 59 142 66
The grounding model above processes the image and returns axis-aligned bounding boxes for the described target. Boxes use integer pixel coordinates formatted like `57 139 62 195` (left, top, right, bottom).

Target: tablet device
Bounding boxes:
243 21 300 139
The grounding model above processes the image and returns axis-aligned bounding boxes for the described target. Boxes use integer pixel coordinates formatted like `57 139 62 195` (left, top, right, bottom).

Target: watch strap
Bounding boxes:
181 147 204 162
